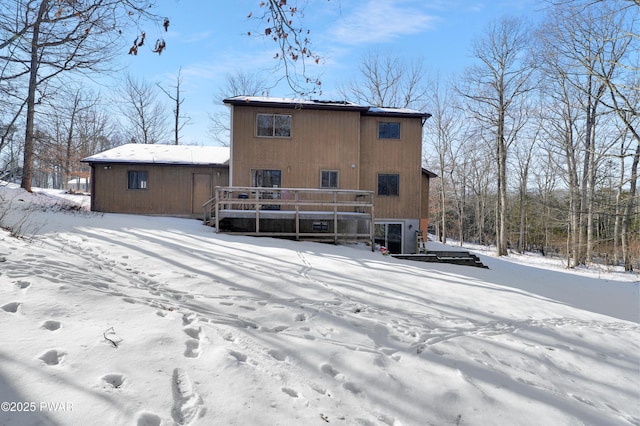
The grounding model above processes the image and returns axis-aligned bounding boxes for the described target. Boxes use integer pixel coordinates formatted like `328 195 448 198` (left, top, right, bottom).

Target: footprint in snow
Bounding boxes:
183 326 204 340
320 363 342 379
281 387 300 398
136 412 163 426
101 373 126 389
14 280 31 291
268 349 287 362
41 320 61 331
182 313 198 326
184 340 201 358
39 349 66 366
228 350 247 363
171 368 203 425
2 302 22 313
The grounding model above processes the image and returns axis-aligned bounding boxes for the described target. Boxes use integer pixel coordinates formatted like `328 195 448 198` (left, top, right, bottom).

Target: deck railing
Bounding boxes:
202 186 374 245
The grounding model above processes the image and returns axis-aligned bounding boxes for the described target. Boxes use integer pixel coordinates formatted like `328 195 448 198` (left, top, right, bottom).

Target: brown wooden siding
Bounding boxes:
231 106 361 190
91 163 228 217
358 116 423 219
420 172 431 231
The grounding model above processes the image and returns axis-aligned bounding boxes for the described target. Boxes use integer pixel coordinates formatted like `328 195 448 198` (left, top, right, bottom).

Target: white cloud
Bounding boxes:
328 0 438 45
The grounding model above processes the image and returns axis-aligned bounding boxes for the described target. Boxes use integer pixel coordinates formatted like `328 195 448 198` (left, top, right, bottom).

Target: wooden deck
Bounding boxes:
203 187 374 246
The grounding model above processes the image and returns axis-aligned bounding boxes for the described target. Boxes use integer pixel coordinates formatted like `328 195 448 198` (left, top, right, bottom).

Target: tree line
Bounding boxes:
423 1 639 270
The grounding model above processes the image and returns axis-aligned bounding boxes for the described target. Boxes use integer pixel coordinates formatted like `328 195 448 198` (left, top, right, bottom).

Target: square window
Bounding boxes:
320 170 339 188
377 174 399 196
257 113 291 137
378 122 400 139
128 171 148 190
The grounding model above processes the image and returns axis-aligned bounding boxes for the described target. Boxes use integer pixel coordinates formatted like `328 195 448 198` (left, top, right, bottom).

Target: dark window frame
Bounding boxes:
377 173 399 196
378 121 401 139
128 171 148 190
256 113 292 138
320 170 339 188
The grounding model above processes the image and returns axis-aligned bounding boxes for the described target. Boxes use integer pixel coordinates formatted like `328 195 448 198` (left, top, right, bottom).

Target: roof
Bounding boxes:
224 96 368 113
223 96 430 118
82 144 230 166
422 168 438 178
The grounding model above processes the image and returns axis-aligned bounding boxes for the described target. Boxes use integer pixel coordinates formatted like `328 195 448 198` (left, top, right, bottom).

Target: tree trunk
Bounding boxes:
497 109 508 256
622 142 639 271
21 0 49 192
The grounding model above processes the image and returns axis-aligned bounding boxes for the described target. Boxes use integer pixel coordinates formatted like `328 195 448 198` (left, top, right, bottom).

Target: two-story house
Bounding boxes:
222 96 433 254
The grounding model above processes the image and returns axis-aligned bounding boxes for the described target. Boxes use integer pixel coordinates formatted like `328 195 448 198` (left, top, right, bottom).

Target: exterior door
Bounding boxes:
192 173 212 215
375 222 403 254
252 169 281 210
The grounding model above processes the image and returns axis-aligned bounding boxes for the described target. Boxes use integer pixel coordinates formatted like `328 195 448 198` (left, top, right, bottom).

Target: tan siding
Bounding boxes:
420 172 431 231
231 106 361 190
92 164 228 217
359 116 423 219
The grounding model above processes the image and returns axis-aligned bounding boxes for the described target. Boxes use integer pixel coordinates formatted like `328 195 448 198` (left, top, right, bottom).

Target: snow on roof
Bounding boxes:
365 106 430 117
224 96 366 111
223 96 429 117
82 144 230 166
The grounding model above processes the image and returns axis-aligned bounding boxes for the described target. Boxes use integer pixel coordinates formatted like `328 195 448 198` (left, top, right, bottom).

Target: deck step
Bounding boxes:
392 251 488 268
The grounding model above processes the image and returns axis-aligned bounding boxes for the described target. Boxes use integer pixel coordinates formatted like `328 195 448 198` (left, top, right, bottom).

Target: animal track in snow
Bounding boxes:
41 320 61 331
39 349 66 366
2 302 22 313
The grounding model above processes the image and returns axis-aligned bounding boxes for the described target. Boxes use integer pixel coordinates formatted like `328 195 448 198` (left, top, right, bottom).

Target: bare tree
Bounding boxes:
339 50 429 109
0 0 165 192
424 75 465 244
209 71 271 146
537 0 636 266
117 74 168 145
458 16 536 256
157 68 191 145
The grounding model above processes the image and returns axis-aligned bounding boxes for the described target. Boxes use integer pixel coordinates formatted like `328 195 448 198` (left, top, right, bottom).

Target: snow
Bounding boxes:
82 144 230 165
0 184 638 426
223 96 427 116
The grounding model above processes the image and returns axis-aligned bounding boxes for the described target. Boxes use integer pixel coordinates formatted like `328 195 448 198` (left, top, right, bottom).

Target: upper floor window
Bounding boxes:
377 173 399 196
128 171 148 190
320 170 339 188
257 113 292 137
378 122 400 139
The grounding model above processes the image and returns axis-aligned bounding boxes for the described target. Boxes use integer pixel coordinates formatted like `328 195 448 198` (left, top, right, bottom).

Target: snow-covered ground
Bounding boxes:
0 185 638 426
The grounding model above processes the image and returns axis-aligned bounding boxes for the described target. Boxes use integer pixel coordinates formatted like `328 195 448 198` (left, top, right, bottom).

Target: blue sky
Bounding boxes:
115 0 541 145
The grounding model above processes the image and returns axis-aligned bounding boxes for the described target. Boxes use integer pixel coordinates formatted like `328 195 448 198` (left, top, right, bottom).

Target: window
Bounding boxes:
377 174 399 196
320 170 339 188
256 113 292 137
128 171 148 190
251 169 282 188
378 122 400 139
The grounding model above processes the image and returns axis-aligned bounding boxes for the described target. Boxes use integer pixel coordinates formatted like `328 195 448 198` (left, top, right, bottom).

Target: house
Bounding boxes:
82 144 229 217
222 96 434 254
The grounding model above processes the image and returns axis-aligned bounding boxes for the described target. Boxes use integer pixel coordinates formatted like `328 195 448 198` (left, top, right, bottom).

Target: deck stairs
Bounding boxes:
392 231 489 268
